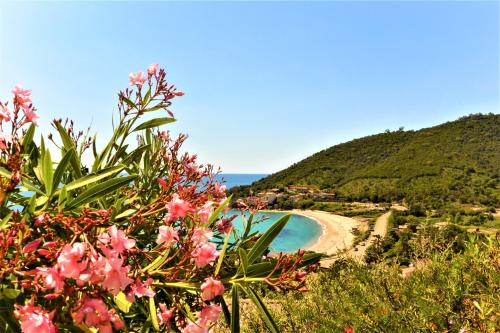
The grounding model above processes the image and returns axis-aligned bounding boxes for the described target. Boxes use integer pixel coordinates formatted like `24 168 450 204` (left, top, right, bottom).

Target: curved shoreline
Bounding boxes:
264 209 358 255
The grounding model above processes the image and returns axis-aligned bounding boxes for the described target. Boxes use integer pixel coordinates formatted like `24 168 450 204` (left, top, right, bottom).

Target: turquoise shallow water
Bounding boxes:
224 210 323 253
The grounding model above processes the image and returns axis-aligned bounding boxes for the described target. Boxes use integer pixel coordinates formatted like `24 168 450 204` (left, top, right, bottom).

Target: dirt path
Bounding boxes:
320 211 391 267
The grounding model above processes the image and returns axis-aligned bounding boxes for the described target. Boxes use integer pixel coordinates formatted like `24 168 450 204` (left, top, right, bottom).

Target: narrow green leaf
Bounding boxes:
121 95 137 108
64 165 125 191
207 195 232 227
231 285 240 333
142 87 151 107
247 215 290 265
132 117 176 132
0 212 13 230
58 186 68 210
41 149 54 195
148 297 160 331
22 124 35 151
215 226 233 276
242 214 254 239
246 262 276 278
115 209 137 220
114 291 132 313
243 286 279 333
220 296 231 326
144 105 165 112
239 248 249 276
52 149 75 193
66 175 137 209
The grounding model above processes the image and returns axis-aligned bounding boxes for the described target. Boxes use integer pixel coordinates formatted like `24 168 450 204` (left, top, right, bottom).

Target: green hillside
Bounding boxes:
242 114 500 208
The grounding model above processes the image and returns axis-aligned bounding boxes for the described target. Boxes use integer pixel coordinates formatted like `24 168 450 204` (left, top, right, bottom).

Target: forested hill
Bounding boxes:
246 114 500 208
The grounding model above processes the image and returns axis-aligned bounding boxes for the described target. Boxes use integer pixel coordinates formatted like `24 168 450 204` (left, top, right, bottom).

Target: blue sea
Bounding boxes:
223 210 323 253
213 174 322 252
216 173 268 189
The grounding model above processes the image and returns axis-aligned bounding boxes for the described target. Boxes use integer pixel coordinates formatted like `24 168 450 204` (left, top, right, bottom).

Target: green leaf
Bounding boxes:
115 209 137 220
64 165 125 192
58 186 68 210
132 117 176 132
207 195 232 227
52 149 75 194
0 212 13 230
231 285 240 333
22 123 36 151
247 214 290 265
142 87 151 107
246 262 276 278
148 297 160 331
1 288 21 300
66 175 137 209
238 248 249 276
41 149 54 195
243 286 279 333
220 296 231 326
114 291 132 313
144 105 165 112
214 226 233 276
120 95 137 109
242 214 254 239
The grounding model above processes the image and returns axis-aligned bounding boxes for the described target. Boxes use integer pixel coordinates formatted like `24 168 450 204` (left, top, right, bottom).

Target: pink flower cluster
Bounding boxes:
73 296 124 333
0 84 40 150
14 303 56 333
183 304 222 333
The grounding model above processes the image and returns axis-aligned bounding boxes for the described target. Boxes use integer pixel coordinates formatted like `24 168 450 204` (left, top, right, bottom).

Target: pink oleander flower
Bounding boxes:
0 130 12 150
183 321 208 333
99 225 135 254
192 227 213 246
200 277 224 301
191 242 219 268
24 108 40 125
199 304 222 324
129 71 146 86
57 242 87 279
156 225 179 246
37 266 65 292
23 238 41 253
157 303 172 326
73 297 124 333
94 249 133 295
126 278 155 302
148 63 158 75
214 183 227 197
14 303 56 333
0 104 13 122
165 193 192 222
217 215 235 234
197 202 214 224
12 84 32 109
173 91 185 97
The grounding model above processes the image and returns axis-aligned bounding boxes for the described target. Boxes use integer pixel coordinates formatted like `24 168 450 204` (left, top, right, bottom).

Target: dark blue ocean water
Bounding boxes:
224 210 323 253
216 173 268 189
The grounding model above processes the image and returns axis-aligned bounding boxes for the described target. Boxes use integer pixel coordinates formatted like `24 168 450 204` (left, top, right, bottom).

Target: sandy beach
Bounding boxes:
287 210 359 255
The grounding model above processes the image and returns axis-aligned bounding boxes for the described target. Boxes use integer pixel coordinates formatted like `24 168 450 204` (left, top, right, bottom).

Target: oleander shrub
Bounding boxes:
0 65 320 332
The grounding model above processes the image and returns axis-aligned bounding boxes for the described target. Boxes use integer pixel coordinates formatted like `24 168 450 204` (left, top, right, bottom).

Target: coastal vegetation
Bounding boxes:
240 232 499 332
231 114 500 210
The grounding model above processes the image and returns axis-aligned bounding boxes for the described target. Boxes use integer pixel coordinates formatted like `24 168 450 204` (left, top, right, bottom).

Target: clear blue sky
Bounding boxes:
1 1 498 173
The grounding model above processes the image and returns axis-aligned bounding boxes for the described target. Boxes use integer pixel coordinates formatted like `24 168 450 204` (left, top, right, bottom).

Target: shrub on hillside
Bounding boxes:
241 235 500 332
